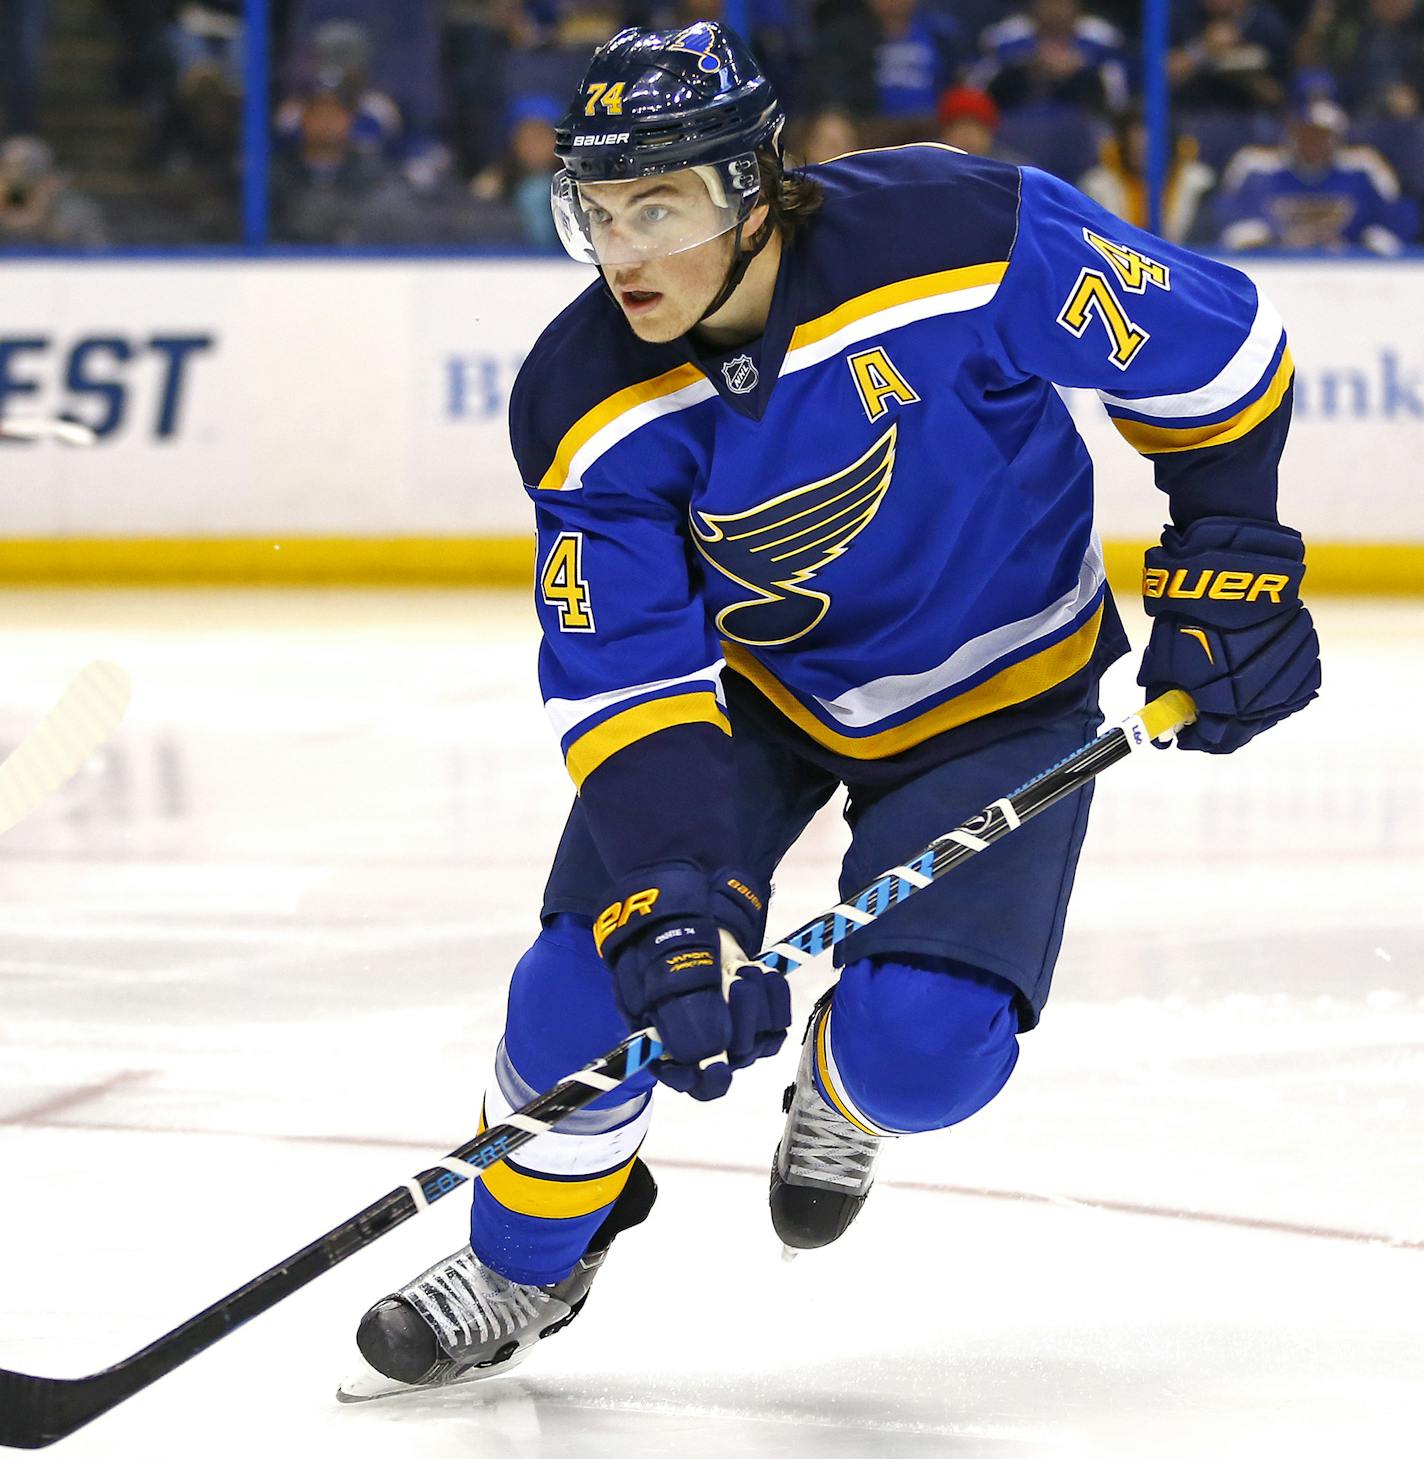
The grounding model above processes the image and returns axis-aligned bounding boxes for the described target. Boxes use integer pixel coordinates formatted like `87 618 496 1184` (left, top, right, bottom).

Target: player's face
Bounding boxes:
582 173 741 343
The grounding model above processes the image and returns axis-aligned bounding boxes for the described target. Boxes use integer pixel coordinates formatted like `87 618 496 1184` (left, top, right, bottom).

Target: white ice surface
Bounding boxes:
0 590 1420 1458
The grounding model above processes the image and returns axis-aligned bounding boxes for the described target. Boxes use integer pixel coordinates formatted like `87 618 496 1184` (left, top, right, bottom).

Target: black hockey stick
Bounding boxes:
0 690 1195 1449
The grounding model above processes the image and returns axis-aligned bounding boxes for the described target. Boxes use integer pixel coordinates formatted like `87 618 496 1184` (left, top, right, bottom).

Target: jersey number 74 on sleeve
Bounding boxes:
1056 230 1171 371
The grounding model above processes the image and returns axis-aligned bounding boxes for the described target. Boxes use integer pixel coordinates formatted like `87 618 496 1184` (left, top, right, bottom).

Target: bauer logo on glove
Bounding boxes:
1137 516 1321 755
1142 567 1293 605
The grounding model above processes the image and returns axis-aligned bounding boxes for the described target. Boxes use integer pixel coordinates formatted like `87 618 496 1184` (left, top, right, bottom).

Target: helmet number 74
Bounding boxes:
584 82 627 116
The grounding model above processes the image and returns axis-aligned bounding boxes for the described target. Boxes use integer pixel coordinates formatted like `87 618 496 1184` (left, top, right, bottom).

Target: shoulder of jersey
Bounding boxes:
801 143 1023 296
509 276 690 490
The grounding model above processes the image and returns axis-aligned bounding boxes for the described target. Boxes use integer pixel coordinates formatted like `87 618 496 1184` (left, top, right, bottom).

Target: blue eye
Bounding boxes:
642 205 670 223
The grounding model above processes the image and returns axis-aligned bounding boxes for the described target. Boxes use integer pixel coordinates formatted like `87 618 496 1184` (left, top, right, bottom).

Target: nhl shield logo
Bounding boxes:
721 354 758 394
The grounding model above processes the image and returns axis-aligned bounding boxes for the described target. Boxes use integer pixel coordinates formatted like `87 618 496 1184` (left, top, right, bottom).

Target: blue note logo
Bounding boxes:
692 423 898 646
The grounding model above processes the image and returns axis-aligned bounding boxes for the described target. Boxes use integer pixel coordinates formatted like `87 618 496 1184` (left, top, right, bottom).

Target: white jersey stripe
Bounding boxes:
559 376 718 492
1098 292 1284 420
545 660 725 740
812 539 1104 728
781 284 1003 378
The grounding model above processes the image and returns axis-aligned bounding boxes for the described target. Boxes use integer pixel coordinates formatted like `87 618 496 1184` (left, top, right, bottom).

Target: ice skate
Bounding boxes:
770 993 888 1253
337 1158 655 1402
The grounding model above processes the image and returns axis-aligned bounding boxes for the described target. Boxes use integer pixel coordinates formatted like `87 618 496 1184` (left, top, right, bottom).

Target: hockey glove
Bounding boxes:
1137 516 1321 754
595 863 791 1101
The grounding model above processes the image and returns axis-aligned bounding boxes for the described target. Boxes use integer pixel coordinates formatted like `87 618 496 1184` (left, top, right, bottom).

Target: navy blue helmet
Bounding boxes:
551 23 784 267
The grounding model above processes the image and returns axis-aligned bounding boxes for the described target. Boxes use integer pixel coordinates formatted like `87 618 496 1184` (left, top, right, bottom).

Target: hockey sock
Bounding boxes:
470 917 654 1285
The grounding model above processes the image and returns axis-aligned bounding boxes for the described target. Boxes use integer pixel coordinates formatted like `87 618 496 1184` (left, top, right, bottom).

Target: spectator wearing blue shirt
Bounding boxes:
972 0 1128 117
810 0 963 139
1217 98 1416 251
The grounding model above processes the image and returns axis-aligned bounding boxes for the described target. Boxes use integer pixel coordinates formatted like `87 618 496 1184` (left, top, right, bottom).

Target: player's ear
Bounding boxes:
742 199 771 248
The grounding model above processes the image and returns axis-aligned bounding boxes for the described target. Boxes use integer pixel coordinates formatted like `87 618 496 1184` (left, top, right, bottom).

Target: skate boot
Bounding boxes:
338 1157 656 1401
770 992 888 1252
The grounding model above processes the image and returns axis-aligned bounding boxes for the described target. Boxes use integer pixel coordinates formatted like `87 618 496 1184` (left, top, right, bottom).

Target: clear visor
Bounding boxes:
551 156 761 267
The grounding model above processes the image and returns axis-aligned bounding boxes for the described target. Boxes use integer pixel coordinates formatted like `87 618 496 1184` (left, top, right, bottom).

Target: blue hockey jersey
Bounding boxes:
510 145 1294 878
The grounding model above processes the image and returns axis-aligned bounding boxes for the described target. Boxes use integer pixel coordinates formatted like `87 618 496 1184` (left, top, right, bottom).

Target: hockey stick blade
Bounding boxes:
0 663 132 838
0 1034 666 1449
0 419 98 447
0 690 1194 1449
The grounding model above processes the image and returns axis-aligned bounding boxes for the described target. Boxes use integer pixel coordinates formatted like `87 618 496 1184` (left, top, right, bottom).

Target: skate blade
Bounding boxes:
336 1346 532 1404
780 1245 800 1263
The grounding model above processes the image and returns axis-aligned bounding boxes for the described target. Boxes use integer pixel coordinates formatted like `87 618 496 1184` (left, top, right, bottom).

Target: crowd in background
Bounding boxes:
2 0 1424 250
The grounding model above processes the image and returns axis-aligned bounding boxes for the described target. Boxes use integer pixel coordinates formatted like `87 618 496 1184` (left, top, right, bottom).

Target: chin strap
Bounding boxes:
697 211 776 325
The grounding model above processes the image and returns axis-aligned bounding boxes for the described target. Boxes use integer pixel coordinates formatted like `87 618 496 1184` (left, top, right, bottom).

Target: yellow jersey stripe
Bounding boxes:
815 1007 881 1136
537 362 706 492
1109 348 1295 456
477 1123 637 1218
723 605 1103 760
787 262 1010 355
566 689 731 788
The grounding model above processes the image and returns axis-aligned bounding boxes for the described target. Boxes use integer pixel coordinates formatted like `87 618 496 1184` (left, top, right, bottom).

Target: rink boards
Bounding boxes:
0 255 1418 590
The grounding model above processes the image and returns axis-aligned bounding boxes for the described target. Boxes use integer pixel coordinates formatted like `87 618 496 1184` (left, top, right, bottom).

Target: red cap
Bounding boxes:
937 86 999 132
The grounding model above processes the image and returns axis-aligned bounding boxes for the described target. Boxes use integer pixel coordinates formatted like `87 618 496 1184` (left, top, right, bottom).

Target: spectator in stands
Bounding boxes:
168 1 243 87
972 0 1129 117
0 136 108 248
150 0 246 185
809 0 963 142
358 141 525 246
1216 97 1415 250
283 0 442 141
1079 109 1217 240
275 21 403 159
1168 0 1293 113
0 0 49 136
472 94 561 250
103 0 180 153
936 84 1027 163
270 73 409 244
1330 0 1424 118
799 108 861 165
444 0 516 177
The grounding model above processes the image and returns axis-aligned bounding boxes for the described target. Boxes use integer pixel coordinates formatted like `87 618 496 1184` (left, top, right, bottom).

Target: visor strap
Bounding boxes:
697 211 775 325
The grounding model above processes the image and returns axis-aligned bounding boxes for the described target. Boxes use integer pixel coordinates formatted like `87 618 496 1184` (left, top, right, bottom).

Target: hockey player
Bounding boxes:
343 22 1320 1398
